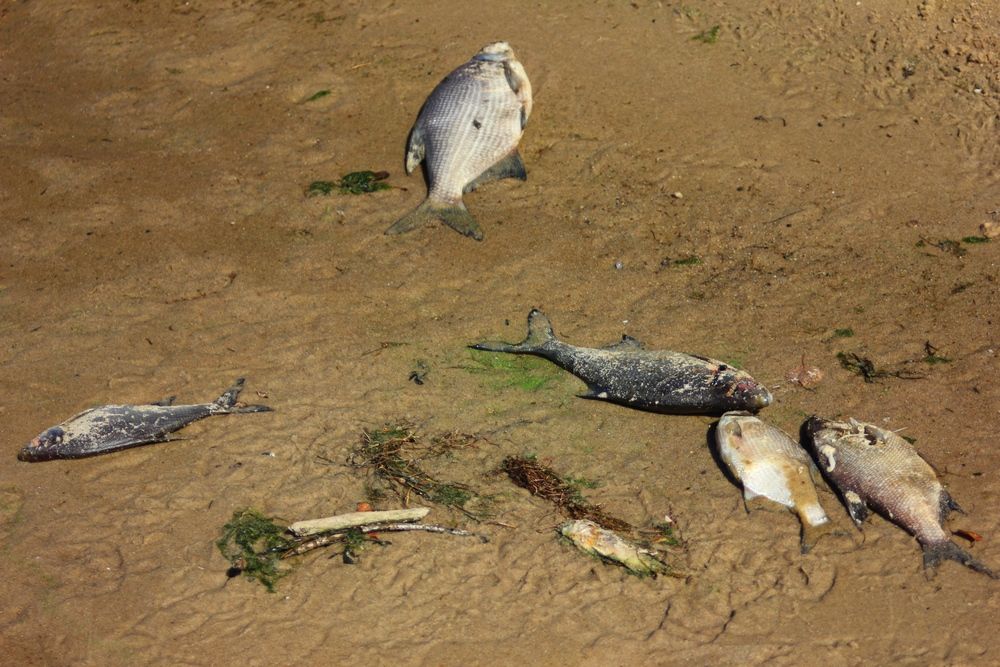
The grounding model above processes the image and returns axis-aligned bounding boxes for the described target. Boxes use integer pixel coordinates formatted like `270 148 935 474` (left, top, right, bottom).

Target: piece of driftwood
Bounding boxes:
282 522 487 559
288 507 431 536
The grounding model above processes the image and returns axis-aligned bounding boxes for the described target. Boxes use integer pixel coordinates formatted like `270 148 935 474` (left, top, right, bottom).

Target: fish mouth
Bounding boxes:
17 437 45 462
473 41 513 62
746 386 773 411
473 52 507 63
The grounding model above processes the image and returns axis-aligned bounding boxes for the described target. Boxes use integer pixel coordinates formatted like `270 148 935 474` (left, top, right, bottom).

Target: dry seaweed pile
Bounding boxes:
348 423 492 520
501 455 634 533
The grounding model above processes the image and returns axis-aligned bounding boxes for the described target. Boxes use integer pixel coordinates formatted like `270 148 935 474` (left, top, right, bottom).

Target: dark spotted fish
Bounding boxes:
805 416 996 578
18 378 272 462
387 41 532 241
716 412 832 553
470 309 772 415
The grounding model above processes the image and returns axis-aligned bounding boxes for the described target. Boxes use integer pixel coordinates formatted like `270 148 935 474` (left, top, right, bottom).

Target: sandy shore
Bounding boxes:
2 1 999 664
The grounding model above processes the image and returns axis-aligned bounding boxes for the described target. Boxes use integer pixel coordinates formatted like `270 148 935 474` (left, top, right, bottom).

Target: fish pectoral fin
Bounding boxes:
404 125 425 174
843 495 870 526
799 519 834 555
579 385 611 401
742 494 775 514
387 199 483 241
464 151 528 194
605 335 644 351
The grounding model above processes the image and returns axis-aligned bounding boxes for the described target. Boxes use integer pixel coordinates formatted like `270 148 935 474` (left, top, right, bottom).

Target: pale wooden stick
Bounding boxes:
288 507 430 536
280 522 488 558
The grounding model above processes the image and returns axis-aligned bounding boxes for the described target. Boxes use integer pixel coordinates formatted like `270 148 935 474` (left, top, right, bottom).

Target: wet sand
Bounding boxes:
2 1 999 664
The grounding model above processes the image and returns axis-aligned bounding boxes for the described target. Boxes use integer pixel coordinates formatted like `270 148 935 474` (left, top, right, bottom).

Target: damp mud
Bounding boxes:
2 1 999 665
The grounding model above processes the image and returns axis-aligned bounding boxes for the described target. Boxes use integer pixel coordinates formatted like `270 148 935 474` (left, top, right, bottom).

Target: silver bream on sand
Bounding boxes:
805 416 997 578
716 412 833 553
18 378 272 462
471 309 772 415
387 41 532 241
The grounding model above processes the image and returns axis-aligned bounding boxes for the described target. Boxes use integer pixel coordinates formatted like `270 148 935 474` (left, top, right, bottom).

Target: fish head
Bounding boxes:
716 412 750 447
715 412 753 469
18 426 67 462
717 369 772 413
473 41 516 63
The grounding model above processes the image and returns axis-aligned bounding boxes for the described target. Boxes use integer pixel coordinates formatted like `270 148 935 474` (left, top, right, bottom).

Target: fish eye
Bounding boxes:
44 427 66 445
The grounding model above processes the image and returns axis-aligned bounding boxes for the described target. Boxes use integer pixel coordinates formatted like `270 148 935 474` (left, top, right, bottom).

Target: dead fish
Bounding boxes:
560 520 668 577
387 41 532 241
470 309 772 415
716 412 833 553
18 378 272 462
805 416 996 578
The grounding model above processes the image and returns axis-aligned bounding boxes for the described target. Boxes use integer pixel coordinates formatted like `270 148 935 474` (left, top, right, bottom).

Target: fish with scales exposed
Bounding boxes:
18 378 272 462
470 309 772 415
387 41 532 241
716 412 833 553
805 416 997 578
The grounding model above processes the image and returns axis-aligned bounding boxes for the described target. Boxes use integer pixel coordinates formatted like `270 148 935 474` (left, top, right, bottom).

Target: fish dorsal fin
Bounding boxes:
404 125 425 174
150 395 177 407
606 335 644 351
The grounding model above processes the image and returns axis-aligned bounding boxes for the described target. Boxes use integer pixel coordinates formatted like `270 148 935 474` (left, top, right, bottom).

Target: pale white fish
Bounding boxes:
716 412 832 553
387 41 532 241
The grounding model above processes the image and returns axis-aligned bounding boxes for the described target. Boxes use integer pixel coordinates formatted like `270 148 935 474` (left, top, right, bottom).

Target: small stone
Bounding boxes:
614 261 624 270
670 191 683 199
980 221 1000 239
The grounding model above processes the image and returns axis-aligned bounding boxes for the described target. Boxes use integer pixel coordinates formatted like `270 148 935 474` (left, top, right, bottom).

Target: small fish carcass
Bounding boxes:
18 378 272 462
471 309 772 415
716 412 833 553
387 41 532 241
805 416 996 578
560 520 669 577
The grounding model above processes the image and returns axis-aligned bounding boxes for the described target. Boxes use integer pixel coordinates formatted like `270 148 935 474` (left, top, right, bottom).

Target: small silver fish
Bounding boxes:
471 309 772 415
18 378 272 462
805 416 996 578
560 520 669 577
387 41 532 241
716 412 832 553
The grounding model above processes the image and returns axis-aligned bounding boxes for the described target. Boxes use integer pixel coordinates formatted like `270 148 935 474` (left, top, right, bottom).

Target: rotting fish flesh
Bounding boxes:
387 41 532 241
18 378 272 462
560 520 668 577
716 412 833 553
470 309 772 415
805 416 996 578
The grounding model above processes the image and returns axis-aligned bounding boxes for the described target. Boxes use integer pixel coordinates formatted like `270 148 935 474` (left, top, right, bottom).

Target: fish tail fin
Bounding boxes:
922 540 997 579
799 519 835 555
470 308 556 354
212 378 273 414
386 198 483 241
